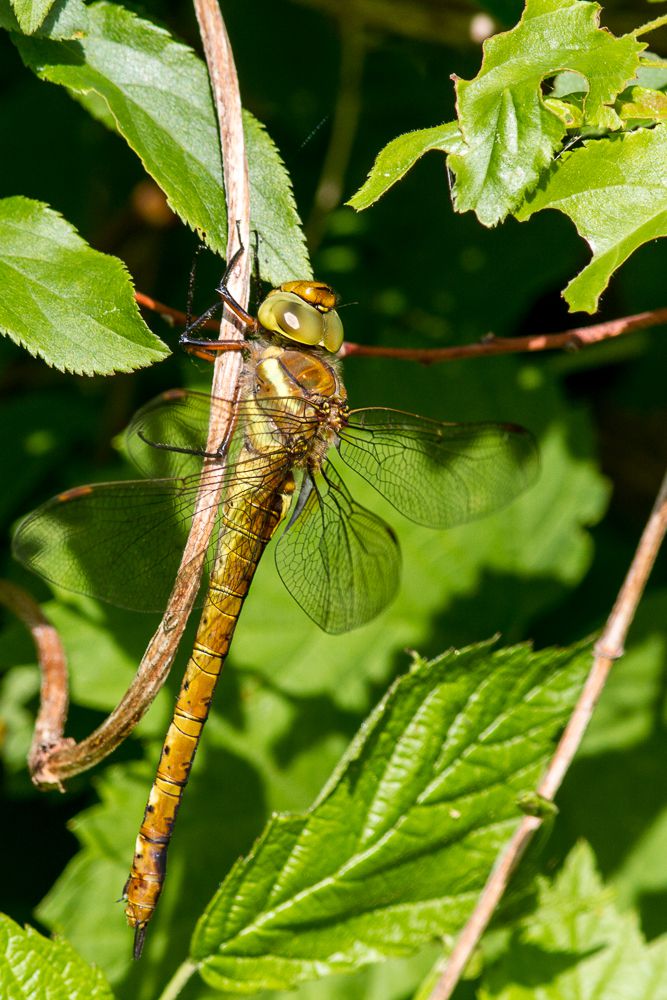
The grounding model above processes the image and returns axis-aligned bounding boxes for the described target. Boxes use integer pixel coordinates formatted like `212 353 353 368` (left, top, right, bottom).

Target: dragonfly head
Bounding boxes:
257 281 344 353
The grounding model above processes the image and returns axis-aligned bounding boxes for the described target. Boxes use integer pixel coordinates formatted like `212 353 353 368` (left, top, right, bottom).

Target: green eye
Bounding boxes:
257 290 344 352
322 310 344 353
258 293 324 345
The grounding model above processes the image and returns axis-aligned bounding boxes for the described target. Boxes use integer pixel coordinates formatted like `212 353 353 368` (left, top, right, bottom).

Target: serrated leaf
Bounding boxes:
190 640 589 993
347 123 464 211
449 0 643 225
516 124 667 312
480 842 667 999
0 0 85 37
12 1 311 285
0 913 114 999
0 197 169 375
10 0 56 33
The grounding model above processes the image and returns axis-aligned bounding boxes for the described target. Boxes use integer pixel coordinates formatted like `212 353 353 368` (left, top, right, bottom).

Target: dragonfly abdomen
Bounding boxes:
124 477 288 956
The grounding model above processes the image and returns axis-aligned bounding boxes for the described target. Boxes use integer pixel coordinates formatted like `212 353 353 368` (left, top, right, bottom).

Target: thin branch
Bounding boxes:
136 290 667 365
305 8 365 251
428 466 667 1000
339 306 667 362
30 1 250 785
0 582 72 789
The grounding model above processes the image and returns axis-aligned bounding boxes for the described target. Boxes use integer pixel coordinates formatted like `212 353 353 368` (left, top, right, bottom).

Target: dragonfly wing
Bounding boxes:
275 463 401 634
11 477 220 611
127 390 234 479
338 408 539 528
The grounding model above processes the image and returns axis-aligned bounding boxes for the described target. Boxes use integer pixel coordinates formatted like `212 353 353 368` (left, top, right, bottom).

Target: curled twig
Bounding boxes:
428 467 667 1000
0 581 72 789
30 0 250 785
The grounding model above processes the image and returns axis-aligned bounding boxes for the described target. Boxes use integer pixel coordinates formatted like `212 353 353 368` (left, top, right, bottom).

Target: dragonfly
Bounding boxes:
13 272 539 957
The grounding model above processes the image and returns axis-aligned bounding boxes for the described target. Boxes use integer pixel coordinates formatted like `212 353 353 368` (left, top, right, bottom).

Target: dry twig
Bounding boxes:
29 0 250 785
428 467 667 1000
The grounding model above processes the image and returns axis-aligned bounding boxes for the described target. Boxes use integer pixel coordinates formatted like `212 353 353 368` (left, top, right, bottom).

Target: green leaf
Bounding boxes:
0 0 85 37
480 842 667 999
12 1 311 285
448 0 643 225
516 124 667 312
10 0 56 33
347 123 464 211
0 913 114 999
0 197 169 375
191 640 589 993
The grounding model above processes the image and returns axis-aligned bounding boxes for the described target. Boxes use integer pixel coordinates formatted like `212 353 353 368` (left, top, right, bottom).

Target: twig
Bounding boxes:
0 581 72 789
305 8 365 250
339 306 667 362
29 1 250 785
428 467 667 1000
135 290 667 365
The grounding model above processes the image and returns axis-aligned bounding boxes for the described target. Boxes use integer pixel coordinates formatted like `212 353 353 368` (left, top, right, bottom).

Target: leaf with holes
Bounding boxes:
448 0 643 225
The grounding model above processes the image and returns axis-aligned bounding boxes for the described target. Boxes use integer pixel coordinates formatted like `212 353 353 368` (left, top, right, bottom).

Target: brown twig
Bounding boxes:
339 306 667 362
135 289 667 365
305 8 365 251
0 582 72 789
30 2 250 785
428 467 667 1000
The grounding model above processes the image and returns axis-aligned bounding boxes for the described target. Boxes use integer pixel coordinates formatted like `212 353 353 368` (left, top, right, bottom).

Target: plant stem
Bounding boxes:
427 466 667 1000
156 959 198 1000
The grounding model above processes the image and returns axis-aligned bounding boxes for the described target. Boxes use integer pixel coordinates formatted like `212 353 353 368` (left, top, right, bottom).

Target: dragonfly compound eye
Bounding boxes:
258 290 344 353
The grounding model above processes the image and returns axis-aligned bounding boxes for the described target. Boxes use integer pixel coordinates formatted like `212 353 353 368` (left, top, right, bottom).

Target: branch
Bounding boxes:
30 1 250 785
339 306 667 362
0 582 72 789
136 290 667 365
428 466 667 1000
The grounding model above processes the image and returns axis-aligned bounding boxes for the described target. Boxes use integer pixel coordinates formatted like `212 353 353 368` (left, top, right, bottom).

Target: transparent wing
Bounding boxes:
275 463 401 634
338 408 539 528
12 470 255 612
127 389 319 479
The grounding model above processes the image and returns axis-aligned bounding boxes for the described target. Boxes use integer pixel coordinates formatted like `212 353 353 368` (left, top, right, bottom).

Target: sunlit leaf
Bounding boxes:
448 0 643 225
348 122 464 211
12 1 311 284
191 640 589 993
480 842 667 999
0 913 114 999
0 0 85 36
516 125 667 312
0 197 169 375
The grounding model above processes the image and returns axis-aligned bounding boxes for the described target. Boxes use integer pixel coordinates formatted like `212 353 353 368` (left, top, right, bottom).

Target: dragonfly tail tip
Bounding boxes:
133 924 148 960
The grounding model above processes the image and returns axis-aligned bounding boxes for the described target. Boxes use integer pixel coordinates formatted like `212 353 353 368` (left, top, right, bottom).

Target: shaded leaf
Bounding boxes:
0 913 114 999
191 640 589 993
516 125 667 312
12 1 311 284
348 122 464 211
0 196 169 375
448 0 643 225
480 842 667 999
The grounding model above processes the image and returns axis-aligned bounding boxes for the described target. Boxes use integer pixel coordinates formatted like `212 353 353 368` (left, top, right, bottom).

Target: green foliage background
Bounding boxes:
0 0 666 997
